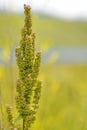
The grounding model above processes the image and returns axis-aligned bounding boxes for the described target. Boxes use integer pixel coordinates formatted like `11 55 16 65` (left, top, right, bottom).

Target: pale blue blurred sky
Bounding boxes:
0 0 87 19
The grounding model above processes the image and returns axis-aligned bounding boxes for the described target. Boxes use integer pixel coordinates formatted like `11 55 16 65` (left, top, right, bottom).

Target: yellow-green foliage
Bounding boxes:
15 4 42 129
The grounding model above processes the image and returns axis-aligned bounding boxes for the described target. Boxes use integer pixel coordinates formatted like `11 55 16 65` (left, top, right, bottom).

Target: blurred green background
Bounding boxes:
0 11 87 130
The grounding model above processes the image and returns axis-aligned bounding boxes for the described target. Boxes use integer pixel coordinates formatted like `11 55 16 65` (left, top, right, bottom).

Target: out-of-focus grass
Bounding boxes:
32 64 87 130
0 13 87 49
1 64 87 130
0 14 23 48
0 65 16 104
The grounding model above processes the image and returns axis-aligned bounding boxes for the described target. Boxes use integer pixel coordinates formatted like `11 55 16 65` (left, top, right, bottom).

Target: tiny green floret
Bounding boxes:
15 4 42 130
6 104 15 130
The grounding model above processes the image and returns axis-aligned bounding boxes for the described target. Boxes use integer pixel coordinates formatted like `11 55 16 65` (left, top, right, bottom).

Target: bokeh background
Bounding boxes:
0 0 87 130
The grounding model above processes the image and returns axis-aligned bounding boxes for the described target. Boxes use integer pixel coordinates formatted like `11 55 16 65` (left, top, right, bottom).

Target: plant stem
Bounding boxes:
23 119 25 130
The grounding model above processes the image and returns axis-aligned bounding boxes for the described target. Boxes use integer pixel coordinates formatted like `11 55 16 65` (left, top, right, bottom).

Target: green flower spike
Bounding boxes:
15 4 42 130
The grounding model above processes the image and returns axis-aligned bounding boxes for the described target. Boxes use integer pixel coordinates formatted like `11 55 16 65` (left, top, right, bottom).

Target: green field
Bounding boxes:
0 13 87 130
0 13 87 49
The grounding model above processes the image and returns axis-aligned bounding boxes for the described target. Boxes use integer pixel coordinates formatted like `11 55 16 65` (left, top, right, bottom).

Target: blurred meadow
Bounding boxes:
0 10 87 130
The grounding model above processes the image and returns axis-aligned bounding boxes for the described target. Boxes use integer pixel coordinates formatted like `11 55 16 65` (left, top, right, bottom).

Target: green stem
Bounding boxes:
23 119 25 130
